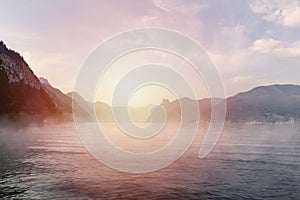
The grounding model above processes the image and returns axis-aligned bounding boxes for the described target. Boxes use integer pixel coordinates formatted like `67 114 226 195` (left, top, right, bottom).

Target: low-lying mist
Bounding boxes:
0 116 50 165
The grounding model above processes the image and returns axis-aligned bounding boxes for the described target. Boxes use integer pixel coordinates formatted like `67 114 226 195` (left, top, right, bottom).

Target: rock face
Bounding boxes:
0 42 41 89
0 41 59 119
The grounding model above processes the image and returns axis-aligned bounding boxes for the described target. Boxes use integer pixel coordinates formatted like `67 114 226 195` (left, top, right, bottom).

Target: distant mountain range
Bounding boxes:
157 84 300 123
1 40 300 123
226 85 300 122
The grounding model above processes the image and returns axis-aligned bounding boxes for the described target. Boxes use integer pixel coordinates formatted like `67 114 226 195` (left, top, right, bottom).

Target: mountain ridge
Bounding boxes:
1 40 300 123
0 41 60 122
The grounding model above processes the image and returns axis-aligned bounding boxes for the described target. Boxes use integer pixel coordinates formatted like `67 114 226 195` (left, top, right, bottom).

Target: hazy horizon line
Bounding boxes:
67 83 300 107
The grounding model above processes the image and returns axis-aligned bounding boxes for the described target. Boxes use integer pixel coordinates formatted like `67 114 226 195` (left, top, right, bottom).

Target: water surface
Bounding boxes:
0 123 299 199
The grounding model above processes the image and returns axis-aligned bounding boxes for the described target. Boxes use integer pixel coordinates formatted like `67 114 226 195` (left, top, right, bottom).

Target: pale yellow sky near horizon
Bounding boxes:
94 49 210 106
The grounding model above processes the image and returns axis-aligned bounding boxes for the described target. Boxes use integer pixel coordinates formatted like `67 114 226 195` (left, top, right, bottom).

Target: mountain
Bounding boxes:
226 84 300 122
0 40 97 122
152 85 300 123
149 97 224 123
1 40 299 124
39 77 72 114
0 41 163 123
67 91 98 121
0 41 59 121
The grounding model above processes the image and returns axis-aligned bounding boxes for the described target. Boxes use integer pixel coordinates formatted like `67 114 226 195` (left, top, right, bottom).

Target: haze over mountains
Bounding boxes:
0 40 299 123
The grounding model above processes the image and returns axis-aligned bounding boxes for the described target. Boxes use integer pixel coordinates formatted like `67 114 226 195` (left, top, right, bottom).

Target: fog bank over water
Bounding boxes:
0 124 39 160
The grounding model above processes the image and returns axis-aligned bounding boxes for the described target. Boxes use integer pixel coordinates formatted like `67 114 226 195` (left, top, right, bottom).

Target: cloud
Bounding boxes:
249 38 300 57
2 0 300 99
146 0 208 28
152 0 207 14
152 0 170 12
142 0 207 40
250 0 300 27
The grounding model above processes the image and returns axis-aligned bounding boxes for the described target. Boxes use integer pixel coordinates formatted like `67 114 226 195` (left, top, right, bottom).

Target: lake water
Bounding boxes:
0 122 299 199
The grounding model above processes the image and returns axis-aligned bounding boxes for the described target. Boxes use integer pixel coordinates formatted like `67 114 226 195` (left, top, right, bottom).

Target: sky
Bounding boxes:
0 0 300 106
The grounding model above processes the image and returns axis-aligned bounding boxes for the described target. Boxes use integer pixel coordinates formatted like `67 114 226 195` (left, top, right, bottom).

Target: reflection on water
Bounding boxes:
0 123 299 199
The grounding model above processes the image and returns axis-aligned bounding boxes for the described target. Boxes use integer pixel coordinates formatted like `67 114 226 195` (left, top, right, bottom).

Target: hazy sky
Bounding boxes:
0 0 300 105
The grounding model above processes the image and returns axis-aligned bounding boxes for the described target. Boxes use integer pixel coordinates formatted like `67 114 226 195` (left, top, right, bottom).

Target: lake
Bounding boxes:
0 122 299 199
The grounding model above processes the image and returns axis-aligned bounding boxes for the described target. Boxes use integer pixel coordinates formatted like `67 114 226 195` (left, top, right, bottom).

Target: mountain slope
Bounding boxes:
39 77 72 114
226 84 300 122
0 41 59 119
